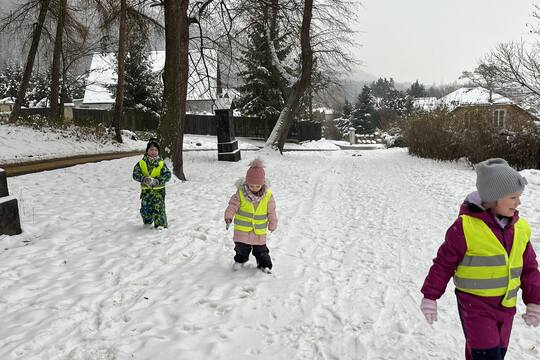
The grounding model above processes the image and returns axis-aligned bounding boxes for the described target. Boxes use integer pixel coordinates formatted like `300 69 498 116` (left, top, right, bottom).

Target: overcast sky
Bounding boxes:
0 0 535 87
354 0 536 85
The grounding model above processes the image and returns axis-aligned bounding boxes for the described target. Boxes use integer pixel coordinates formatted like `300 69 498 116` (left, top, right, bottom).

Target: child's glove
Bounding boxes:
420 298 437 325
142 177 153 186
523 303 540 327
143 177 159 187
225 218 232 230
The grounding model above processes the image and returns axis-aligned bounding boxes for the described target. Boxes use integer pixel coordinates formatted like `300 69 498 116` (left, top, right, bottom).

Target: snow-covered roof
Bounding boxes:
0 97 15 104
83 49 218 104
412 97 438 111
313 107 334 114
439 87 513 111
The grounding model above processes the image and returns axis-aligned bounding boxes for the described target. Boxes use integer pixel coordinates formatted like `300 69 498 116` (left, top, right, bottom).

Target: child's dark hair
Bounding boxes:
146 138 160 153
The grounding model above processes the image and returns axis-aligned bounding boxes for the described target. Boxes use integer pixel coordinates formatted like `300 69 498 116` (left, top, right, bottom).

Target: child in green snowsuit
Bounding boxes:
132 139 172 229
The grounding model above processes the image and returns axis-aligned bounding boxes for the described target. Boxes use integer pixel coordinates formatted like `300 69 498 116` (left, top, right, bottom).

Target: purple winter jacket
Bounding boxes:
421 192 540 309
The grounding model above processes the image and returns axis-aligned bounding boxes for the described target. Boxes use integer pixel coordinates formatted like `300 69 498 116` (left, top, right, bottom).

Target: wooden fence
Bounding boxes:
73 109 321 141
15 107 322 141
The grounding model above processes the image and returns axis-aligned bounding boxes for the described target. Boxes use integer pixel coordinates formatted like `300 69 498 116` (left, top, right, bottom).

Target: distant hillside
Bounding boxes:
350 67 378 83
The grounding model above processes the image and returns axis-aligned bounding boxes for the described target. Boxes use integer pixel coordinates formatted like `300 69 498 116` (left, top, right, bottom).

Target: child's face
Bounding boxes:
493 192 522 217
247 183 262 192
147 146 159 158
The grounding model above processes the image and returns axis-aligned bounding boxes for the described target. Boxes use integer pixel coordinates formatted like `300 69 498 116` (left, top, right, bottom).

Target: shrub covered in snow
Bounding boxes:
404 109 540 169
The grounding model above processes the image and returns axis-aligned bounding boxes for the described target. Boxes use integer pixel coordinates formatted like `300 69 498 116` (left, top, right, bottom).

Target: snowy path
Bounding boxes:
1 149 540 359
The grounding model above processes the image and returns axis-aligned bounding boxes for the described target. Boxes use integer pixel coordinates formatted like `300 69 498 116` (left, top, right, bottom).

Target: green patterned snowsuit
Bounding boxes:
132 155 172 227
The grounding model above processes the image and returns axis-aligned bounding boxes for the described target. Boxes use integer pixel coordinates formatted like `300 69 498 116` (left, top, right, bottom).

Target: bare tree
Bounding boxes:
474 5 540 102
159 0 194 181
49 0 67 119
150 0 354 174
264 0 314 152
2 0 51 123
460 61 501 102
148 0 221 180
226 0 356 152
111 0 127 143
487 42 540 99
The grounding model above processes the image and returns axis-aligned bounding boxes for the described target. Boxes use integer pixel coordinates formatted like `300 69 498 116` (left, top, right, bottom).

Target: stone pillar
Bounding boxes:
214 97 241 162
349 127 356 145
0 168 22 235
0 168 7 197
63 103 74 123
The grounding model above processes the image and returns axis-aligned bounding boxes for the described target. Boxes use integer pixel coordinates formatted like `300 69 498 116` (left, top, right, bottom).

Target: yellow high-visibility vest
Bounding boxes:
234 187 272 235
139 159 165 190
453 214 530 307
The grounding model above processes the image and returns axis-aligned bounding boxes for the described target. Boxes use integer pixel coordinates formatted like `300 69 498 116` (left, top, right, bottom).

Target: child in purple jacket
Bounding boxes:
420 158 540 360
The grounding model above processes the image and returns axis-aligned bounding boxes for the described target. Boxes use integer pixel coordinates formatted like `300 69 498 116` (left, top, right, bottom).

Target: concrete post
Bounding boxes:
214 97 241 162
349 127 356 145
0 168 8 197
63 103 74 123
0 168 22 235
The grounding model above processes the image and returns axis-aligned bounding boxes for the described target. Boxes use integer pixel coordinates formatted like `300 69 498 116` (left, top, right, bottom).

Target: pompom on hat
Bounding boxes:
475 158 527 203
245 158 265 185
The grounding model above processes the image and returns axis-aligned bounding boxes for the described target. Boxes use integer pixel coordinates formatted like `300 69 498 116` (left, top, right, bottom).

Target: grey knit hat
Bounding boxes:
475 158 527 203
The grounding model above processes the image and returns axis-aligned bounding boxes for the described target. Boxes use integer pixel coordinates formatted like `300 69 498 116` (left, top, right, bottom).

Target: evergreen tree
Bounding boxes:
370 77 395 98
333 116 352 139
0 62 23 99
123 37 162 112
0 63 50 106
236 20 292 122
342 99 352 118
381 88 412 116
26 71 50 107
407 80 427 98
369 77 413 129
350 85 376 133
63 74 86 102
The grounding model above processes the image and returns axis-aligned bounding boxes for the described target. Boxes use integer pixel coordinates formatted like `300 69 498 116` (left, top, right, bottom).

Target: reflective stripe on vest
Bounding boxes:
453 214 530 307
234 187 272 235
139 159 165 190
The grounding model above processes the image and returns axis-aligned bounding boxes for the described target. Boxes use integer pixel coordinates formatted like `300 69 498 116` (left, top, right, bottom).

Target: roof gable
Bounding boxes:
83 49 218 104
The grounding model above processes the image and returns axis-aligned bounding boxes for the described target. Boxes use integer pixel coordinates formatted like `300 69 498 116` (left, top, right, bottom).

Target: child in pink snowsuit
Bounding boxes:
421 158 540 360
224 159 278 272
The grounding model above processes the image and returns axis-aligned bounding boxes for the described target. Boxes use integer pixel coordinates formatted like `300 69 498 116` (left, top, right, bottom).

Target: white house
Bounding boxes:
81 49 218 112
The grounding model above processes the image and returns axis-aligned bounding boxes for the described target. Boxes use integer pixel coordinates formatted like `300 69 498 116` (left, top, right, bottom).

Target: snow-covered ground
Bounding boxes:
1 145 540 359
0 123 339 163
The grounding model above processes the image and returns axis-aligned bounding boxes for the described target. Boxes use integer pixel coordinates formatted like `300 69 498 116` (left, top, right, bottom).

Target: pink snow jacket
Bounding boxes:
224 183 278 246
421 191 540 308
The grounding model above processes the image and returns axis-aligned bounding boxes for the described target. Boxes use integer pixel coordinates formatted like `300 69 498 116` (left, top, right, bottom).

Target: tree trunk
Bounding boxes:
112 0 127 143
265 0 313 152
161 0 190 181
60 55 67 119
50 0 66 119
8 0 51 123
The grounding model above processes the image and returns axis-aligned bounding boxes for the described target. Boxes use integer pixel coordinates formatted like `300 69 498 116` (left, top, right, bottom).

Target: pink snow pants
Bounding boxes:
456 291 515 360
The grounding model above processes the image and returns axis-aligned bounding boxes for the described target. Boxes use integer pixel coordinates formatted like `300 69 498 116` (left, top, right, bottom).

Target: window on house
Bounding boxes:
493 109 506 128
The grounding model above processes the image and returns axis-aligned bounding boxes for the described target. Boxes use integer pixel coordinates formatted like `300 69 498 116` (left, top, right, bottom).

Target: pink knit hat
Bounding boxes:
245 158 265 185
